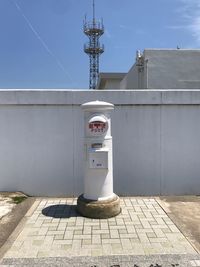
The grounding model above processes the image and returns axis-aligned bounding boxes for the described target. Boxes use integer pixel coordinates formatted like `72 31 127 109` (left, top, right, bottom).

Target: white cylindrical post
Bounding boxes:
77 100 120 219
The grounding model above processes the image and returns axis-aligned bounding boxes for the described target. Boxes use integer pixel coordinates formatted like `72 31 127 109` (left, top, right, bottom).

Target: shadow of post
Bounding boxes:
42 204 81 219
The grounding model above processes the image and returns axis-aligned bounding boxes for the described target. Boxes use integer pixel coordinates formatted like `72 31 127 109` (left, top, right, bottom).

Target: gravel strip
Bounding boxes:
1 254 200 267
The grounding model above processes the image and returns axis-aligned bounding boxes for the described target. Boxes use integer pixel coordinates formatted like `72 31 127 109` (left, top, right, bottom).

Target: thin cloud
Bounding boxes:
119 24 134 31
119 24 129 29
166 25 184 30
189 16 200 43
174 0 200 44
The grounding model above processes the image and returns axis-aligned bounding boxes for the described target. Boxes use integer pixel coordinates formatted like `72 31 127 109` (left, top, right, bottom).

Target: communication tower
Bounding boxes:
84 0 104 89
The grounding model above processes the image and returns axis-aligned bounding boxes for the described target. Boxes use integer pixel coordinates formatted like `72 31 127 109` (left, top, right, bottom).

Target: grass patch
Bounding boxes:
11 196 27 204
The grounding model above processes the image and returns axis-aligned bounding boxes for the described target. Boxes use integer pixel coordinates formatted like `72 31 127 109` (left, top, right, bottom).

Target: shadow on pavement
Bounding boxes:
42 204 81 219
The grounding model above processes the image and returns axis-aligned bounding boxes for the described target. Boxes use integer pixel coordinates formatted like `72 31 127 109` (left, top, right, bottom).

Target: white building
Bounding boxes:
97 49 200 90
97 73 126 90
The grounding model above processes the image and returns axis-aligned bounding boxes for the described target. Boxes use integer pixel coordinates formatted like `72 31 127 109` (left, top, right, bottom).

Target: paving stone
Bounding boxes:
54 234 64 240
120 233 138 239
82 239 92 245
101 233 110 239
92 234 101 244
102 239 121 244
91 249 103 256
147 232 157 238
126 225 136 233
53 240 72 245
74 234 91 240
48 226 57 231
110 230 120 239
47 230 64 236
72 240 82 250
118 229 127 234
83 226 92 234
130 238 140 243
100 222 109 229
32 240 44 246
94 229 110 234
149 237 168 243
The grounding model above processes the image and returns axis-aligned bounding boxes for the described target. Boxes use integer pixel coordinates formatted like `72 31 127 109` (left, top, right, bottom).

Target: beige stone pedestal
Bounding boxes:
77 194 121 219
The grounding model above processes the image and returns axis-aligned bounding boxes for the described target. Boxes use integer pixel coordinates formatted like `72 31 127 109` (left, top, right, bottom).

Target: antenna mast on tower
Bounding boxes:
83 0 104 89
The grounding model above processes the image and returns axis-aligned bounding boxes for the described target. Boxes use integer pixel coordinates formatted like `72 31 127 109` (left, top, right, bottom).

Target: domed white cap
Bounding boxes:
81 100 114 111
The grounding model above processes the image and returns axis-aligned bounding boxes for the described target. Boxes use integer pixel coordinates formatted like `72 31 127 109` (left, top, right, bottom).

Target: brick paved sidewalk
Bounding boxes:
2 197 197 259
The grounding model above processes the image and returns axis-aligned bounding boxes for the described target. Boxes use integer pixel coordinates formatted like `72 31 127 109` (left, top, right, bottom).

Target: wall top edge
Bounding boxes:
1 90 200 105
0 89 200 92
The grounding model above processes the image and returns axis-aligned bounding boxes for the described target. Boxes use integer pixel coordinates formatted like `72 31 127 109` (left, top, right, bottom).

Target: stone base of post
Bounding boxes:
77 194 121 219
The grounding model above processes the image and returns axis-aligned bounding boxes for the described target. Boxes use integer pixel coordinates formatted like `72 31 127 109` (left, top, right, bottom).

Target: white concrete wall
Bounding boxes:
0 90 200 196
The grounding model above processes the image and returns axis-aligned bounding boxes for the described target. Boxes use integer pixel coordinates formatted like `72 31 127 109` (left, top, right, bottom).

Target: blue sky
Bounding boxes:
0 0 199 89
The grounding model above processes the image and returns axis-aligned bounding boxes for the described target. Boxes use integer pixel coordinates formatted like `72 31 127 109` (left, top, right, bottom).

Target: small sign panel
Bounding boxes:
89 121 106 133
89 150 108 169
